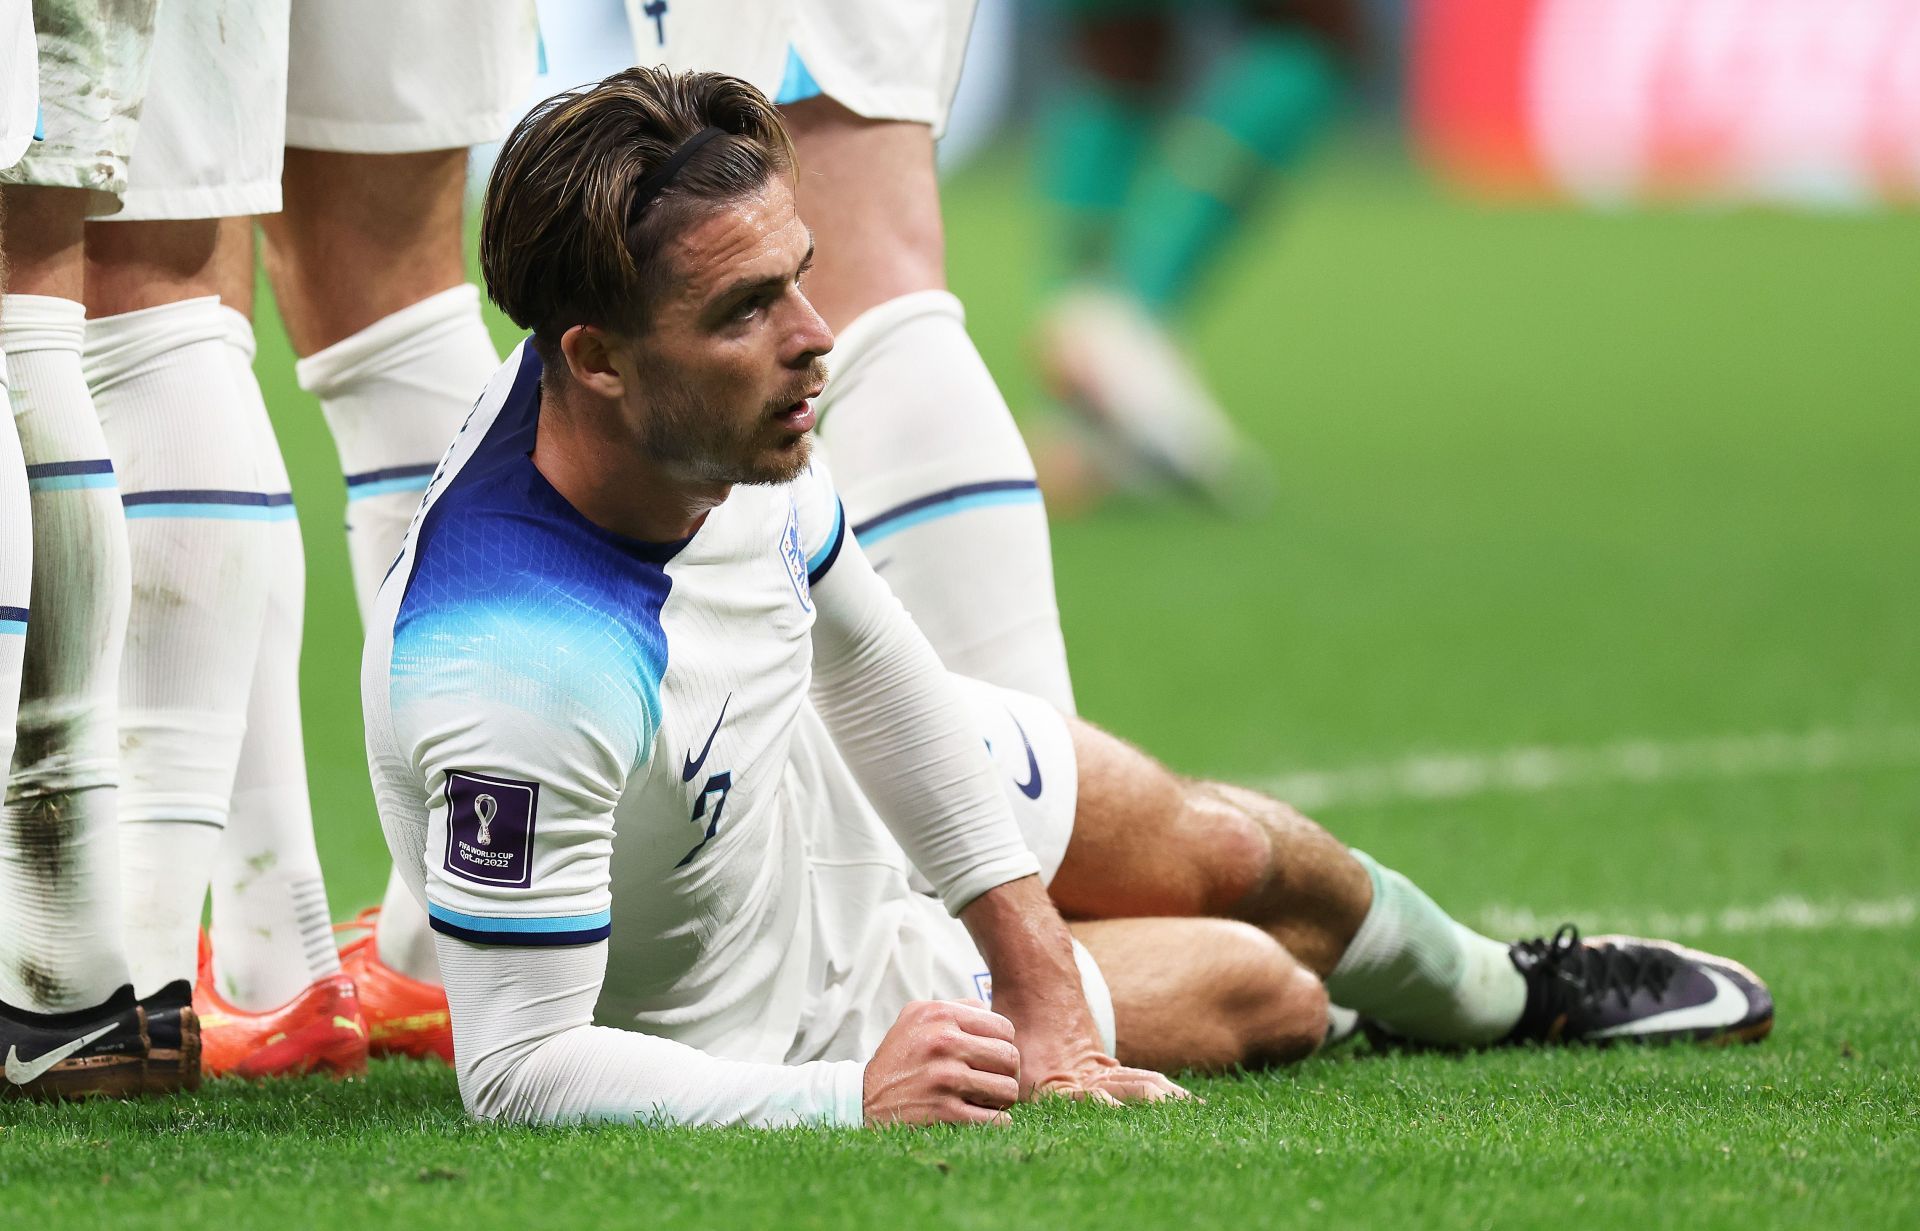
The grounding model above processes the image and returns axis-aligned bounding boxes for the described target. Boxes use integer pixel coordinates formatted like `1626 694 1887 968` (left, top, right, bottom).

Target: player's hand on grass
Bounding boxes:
863 999 1022 1127
1016 1023 1192 1107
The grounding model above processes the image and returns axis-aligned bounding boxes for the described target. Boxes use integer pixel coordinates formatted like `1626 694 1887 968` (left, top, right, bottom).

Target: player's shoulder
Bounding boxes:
787 453 847 586
391 454 675 727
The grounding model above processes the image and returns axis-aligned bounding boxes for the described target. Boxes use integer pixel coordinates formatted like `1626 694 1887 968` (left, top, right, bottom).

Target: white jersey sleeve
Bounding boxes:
795 458 1042 914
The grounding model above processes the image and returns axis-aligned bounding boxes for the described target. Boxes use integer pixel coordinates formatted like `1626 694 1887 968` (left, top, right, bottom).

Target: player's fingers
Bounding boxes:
951 1032 1021 1079
1101 1067 1194 1102
951 1094 1016 1124
1034 1079 1125 1107
947 1000 1018 1044
954 1066 1021 1111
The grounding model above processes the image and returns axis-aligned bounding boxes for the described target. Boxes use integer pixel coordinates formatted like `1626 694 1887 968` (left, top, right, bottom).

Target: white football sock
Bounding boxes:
0 354 28 804
0 295 135 1013
296 285 496 986
296 283 499 624
817 291 1076 714
375 870 441 984
207 307 343 1010
86 296 273 996
1324 850 1528 1045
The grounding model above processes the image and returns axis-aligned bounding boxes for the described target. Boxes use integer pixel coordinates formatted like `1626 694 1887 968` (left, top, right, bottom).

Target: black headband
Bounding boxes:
626 126 727 226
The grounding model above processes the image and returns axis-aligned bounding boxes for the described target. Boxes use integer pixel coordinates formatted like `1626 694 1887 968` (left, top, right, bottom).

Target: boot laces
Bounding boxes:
1516 925 1681 1015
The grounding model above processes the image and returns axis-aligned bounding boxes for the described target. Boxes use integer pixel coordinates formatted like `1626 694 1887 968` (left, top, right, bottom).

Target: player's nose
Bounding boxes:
787 289 834 363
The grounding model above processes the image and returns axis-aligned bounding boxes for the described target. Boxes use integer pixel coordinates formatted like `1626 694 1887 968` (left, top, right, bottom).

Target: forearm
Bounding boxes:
438 934 865 1128
811 556 1038 913
959 876 1101 1050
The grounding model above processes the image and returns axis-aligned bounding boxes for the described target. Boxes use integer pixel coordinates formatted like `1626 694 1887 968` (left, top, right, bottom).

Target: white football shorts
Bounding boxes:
116 0 291 221
627 0 978 137
1 0 35 171
782 676 1117 1066
0 0 159 213
284 0 539 153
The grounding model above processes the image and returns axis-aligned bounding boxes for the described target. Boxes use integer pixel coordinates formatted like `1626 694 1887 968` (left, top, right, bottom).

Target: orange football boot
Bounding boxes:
195 931 370 1079
335 907 454 1063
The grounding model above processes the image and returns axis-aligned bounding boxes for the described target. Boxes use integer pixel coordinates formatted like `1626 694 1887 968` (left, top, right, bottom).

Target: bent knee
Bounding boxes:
1179 785 1277 917
1212 921 1329 1066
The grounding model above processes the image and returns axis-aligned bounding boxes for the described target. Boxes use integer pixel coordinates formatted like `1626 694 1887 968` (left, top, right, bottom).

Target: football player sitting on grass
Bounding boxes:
362 68 1773 1128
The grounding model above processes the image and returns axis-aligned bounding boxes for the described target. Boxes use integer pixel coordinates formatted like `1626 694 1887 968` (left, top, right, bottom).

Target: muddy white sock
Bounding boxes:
0 295 135 1013
87 296 273 996
207 307 342 1010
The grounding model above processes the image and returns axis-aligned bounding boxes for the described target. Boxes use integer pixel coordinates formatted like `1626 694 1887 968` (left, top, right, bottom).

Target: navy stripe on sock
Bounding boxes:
0 605 28 622
24 459 115 478
122 489 271 508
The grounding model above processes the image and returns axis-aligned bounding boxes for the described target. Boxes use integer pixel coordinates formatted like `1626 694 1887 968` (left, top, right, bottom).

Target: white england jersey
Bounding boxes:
364 345 1089 1113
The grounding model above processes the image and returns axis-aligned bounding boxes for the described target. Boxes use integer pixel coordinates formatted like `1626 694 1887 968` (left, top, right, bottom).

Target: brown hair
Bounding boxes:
480 67 795 353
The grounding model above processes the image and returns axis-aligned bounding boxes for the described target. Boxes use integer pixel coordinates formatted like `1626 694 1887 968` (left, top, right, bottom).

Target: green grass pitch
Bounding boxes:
4 138 1918 1228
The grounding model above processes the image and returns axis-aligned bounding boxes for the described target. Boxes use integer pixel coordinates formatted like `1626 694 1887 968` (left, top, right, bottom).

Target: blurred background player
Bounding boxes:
0 0 182 1097
238 0 537 1067
1027 0 1351 513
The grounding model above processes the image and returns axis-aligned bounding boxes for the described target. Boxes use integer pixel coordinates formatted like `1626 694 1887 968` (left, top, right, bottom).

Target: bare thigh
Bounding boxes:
1070 916 1327 1075
780 96 946 331
1051 717 1371 977
258 147 469 355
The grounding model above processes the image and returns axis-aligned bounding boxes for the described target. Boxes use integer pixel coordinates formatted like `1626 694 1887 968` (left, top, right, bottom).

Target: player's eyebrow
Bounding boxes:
708 237 815 311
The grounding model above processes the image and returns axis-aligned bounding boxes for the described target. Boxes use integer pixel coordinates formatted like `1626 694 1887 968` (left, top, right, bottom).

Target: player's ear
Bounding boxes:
559 324 627 400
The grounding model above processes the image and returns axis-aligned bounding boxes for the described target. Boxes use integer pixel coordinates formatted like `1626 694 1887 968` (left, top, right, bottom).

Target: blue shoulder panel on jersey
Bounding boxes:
426 902 613 947
391 343 681 738
806 498 846 586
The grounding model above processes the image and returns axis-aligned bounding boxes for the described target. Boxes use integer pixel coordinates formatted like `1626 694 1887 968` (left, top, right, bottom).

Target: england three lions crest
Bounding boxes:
781 502 812 612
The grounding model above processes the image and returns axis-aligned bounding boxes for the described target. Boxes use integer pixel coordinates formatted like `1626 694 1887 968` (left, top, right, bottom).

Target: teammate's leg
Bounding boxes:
0 187 27 915
1051 718 1771 1046
83 218 275 1001
202 219 348 1012
0 186 147 1094
787 98 1076 713
1069 917 1327 1073
259 148 500 1004
259 148 498 622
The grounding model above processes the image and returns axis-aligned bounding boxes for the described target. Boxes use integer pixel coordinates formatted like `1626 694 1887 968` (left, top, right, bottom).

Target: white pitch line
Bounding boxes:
1474 894 1918 940
1254 724 1920 812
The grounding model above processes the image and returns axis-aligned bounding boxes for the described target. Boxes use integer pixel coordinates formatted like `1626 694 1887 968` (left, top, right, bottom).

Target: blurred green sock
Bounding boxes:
1115 28 1341 315
1036 76 1155 286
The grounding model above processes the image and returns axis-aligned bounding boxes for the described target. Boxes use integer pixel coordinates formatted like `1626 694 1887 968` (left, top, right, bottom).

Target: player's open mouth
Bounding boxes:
775 395 819 433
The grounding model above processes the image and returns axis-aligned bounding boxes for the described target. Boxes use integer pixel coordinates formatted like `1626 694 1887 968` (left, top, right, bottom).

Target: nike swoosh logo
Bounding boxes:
1589 966 1750 1038
6 1023 115 1085
682 694 731 783
1007 710 1043 800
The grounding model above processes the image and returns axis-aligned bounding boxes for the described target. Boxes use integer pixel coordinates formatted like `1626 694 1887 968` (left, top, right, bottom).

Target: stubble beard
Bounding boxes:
641 361 824 487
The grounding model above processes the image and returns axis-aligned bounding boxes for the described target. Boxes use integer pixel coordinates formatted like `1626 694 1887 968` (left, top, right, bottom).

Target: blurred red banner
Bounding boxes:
1413 0 1920 207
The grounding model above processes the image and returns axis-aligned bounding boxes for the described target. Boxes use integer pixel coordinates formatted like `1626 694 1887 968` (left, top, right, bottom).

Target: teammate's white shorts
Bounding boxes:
1 0 35 171
780 676 1116 1065
285 0 539 154
0 0 157 211
628 0 977 137
117 0 291 221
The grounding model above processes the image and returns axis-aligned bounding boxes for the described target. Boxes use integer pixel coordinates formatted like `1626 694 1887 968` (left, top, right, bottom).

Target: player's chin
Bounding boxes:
737 433 814 487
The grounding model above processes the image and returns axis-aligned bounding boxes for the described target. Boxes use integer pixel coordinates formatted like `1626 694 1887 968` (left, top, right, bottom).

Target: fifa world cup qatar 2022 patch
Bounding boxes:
444 771 539 888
